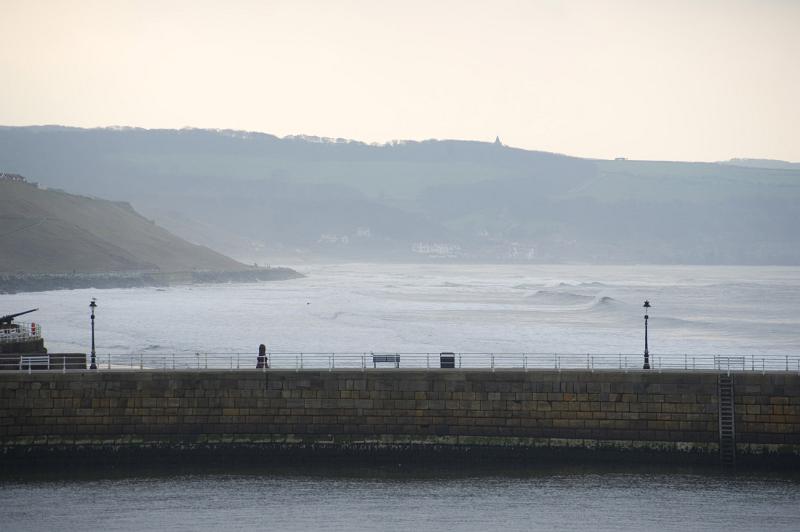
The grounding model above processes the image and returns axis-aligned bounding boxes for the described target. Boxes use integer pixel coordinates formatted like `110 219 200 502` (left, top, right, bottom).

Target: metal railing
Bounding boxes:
0 322 41 344
16 351 797 373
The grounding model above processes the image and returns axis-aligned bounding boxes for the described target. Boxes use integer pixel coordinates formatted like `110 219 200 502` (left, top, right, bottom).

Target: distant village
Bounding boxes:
0 172 26 182
0 173 37 187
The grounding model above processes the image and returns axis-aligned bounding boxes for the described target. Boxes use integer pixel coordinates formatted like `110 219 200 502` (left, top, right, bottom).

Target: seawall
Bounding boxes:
1 369 798 465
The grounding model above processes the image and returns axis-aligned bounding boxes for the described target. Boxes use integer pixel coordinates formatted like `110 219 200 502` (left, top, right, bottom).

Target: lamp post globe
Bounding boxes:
643 300 651 370
89 299 97 370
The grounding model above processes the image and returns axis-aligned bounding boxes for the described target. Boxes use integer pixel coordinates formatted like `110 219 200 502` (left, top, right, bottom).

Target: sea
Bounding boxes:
3 263 799 357
2 263 799 531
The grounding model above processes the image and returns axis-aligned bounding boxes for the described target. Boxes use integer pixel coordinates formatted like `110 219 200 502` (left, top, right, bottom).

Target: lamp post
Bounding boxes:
643 300 650 370
89 299 97 370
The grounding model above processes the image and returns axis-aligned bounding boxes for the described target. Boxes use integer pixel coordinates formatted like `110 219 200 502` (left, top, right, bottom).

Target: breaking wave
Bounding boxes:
556 281 609 288
587 296 624 311
527 291 595 305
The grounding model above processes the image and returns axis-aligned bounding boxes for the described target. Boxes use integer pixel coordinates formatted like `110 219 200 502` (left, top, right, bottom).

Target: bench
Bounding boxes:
19 355 49 372
373 354 400 368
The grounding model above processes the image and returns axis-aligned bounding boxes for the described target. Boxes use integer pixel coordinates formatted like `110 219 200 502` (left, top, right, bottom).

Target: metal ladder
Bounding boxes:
718 374 736 467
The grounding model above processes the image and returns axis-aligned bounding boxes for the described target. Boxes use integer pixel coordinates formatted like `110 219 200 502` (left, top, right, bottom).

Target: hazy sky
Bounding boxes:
1 0 798 161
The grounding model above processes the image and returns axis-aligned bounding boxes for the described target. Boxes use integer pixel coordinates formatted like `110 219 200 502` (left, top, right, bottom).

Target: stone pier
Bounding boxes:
1 369 798 465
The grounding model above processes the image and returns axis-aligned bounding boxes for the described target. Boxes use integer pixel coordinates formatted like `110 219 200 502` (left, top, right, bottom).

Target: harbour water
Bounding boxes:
2 464 800 531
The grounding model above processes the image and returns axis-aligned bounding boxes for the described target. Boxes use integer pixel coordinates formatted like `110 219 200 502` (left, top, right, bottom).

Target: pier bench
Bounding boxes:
373 354 400 368
19 355 49 372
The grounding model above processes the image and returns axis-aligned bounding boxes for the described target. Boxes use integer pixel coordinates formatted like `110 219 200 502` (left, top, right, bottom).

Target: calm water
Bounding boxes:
2 465 800 531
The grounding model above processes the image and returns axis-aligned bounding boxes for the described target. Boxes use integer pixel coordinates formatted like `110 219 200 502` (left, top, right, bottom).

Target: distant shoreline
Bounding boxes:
0 267 304 294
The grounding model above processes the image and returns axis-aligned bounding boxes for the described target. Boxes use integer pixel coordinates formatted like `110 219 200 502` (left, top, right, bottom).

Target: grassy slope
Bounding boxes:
0 181 245 274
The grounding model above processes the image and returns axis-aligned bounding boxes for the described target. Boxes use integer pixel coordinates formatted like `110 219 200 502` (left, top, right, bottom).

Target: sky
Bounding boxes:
1 0 798 162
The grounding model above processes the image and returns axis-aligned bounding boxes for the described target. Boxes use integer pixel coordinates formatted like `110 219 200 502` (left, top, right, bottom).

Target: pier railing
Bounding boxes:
0 322 41 344
49 351 800 373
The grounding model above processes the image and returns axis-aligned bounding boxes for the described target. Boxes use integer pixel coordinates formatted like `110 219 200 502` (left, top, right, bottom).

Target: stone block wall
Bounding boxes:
0 370 797 459
735 373 800 447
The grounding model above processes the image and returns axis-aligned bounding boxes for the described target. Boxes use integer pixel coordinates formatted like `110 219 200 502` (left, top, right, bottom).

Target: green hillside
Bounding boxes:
0 177 246 274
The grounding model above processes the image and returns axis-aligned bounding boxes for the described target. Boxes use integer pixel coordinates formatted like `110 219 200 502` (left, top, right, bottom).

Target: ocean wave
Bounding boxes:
554 281 609 288
586 296 624 311
527 291 595 305
594 296 618 305
513 283 543 290
651 316 705 328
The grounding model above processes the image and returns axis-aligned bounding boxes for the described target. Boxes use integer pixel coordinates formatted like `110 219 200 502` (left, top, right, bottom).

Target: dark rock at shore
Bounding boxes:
0 268 303 294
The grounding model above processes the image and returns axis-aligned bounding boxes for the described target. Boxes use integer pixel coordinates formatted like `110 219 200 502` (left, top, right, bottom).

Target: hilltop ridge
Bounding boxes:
1 126 798 264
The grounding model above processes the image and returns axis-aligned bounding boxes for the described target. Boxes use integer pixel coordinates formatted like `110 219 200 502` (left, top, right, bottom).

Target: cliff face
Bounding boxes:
0 179 246 274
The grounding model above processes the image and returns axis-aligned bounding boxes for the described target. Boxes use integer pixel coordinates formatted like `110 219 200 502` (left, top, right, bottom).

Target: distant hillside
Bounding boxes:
0 176 246 274
1 126 799 265
721 158 800 170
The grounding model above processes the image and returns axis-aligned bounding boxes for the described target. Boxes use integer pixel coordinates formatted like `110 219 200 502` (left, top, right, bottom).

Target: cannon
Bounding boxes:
0 308 38 326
